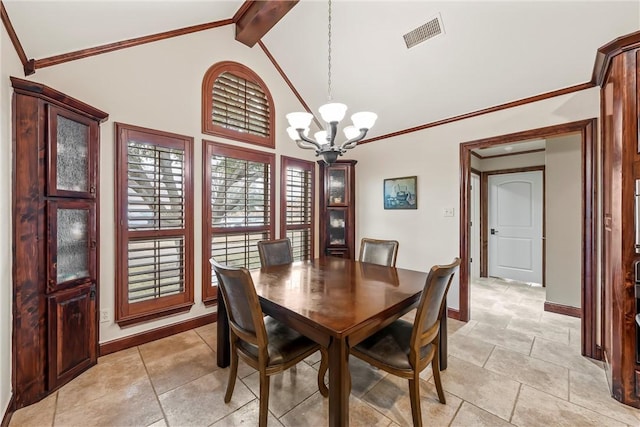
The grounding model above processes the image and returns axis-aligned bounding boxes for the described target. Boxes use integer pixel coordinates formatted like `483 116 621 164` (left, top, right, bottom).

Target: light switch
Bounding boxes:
443 207 455 217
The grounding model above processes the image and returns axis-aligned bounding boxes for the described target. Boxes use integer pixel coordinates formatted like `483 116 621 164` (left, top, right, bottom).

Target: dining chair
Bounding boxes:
211 259 328 427
349 257 461 427
257 238 294 267
359 238 399 267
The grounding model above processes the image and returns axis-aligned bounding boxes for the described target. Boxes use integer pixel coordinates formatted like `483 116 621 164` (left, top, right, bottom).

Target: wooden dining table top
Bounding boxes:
249 257 429 341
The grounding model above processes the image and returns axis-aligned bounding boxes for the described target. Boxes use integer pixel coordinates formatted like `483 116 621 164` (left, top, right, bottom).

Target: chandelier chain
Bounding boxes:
327 0 332 101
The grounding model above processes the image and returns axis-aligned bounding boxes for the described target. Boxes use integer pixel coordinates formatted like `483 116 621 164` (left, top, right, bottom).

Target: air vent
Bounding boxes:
403 15 444 49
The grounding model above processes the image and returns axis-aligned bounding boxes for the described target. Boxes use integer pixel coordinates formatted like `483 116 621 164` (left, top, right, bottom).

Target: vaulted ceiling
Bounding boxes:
3 1 639 140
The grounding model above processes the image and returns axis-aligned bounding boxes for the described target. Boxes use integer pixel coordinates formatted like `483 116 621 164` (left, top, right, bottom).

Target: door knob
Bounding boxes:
491 228 498 235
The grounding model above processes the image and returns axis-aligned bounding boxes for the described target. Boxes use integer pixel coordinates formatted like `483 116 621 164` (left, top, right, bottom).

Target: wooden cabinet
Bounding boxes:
11 77 108 408
318 160 357 259
595 32 640 408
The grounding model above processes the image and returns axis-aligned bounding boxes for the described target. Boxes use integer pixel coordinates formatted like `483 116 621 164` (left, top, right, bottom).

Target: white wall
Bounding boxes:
1 22 24 418
545 133 582 307
353 89 599 310
26 25 317 344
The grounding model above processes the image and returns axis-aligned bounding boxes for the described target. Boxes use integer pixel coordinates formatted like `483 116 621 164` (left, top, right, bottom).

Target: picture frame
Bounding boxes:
384 176 417 210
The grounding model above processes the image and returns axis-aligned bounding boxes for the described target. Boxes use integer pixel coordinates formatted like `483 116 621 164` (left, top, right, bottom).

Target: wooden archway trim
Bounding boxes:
458 118 599 359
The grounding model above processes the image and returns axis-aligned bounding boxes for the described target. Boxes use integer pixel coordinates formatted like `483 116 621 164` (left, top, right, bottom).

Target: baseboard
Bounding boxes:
544 301 581 318
99 312 217 356
447 308 462 321
1 395 15 427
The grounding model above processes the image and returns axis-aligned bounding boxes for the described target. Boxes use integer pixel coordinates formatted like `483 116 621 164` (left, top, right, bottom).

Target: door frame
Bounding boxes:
459 119 598 359
483 166 546 286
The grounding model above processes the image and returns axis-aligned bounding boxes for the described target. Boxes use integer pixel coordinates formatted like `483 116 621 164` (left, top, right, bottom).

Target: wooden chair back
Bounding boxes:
359 238 399 267
257 238 293 267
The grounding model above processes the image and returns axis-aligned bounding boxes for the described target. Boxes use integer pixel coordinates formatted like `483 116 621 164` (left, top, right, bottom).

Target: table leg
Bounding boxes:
216 295 230 368
439 312 447 370
328 336 350 427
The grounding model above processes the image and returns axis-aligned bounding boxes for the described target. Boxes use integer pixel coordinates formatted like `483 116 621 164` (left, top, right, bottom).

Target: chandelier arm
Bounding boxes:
296 140 319 150
338 129 368 151
296 130 323 150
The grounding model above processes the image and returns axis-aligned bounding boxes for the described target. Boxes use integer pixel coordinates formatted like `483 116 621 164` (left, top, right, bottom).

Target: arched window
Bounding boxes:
202 61 275 149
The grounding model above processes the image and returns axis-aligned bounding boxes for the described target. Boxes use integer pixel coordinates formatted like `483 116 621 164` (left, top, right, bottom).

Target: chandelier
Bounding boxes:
285 0 377 165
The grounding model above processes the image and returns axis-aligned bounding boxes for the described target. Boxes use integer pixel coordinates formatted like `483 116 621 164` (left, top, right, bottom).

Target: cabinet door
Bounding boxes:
47 105 98 199
327 165 349 206
47 200 96 293
47 283 97 390
327 208 348 247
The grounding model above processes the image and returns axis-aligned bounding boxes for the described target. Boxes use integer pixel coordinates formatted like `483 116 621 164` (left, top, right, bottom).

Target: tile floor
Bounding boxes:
10 277 640 426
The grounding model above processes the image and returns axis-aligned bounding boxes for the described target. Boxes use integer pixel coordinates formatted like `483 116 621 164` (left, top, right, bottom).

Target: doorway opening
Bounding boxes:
458 119 598 359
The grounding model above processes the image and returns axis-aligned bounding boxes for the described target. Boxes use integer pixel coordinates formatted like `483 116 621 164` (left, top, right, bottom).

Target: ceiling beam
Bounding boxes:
234 1 298 47
0 1 35 75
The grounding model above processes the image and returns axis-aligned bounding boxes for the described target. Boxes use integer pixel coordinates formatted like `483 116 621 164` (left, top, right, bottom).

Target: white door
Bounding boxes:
470 173 481 280
488 171 543 283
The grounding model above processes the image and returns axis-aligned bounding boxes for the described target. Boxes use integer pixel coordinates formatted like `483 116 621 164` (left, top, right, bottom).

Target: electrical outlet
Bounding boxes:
443 207 455 217
100 309 110 323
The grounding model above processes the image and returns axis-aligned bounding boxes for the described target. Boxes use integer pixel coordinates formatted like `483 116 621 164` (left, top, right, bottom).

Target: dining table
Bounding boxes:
216 257 448 427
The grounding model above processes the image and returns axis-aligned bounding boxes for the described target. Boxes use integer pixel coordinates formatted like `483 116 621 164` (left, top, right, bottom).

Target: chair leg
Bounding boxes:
408 375 423 427
259 371 270 427
318 347 329 397
432 348 446 404
224 350 239 403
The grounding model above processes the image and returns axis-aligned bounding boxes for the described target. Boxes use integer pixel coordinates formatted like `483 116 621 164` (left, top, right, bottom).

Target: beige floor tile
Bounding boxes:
194 322 217 351
452 319 478 336
470 307 512 329
54 376 162 427
433 356 520 421
484 346 569 399
57 347 148 412
210 400 283 427
9 391 57 427
158 370 255 426
530 337 604 376
146 418 168 427
539 311 581 329
447 318 466 335
281 393 391 427
570 369 640 426
507 317 569 345
450 401 514 427
512 385 627 427
241 361 323 418
142 334 218 394
362 374 462 426
466 323 534 355
448 333 495 367
139 330 208 361
490 300 542 322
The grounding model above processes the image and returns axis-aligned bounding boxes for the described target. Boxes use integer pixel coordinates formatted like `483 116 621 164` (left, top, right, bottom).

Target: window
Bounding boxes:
202 140 275 304
281 156 315 261
202 61 275 149
115 123 194 325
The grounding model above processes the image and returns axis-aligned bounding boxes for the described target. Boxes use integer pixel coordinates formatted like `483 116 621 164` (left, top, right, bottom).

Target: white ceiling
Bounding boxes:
3 1 639 140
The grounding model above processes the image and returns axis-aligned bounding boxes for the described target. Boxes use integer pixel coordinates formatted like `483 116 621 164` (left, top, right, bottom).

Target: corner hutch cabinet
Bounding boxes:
596 31 640 408
318 160 357 258
11 77 108 409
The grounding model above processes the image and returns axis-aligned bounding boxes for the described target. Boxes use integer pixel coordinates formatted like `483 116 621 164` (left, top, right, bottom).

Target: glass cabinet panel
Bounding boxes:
47 105 96 198
48 201 95 291
328 167 347 206
56 116 89 192
327 209 346 246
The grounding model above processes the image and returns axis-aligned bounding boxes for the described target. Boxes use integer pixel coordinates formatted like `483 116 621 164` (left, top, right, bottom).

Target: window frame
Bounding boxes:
202 140 276 305
280 156 315 261
202 61 275 149
114 123 194 326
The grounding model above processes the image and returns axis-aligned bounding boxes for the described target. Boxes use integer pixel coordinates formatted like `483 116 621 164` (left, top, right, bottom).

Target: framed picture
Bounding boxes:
384 176 417 209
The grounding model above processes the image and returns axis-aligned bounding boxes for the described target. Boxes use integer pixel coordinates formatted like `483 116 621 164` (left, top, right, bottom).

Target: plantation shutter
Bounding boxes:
212 72 270 138
126 142 187 302
281 157 315 261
